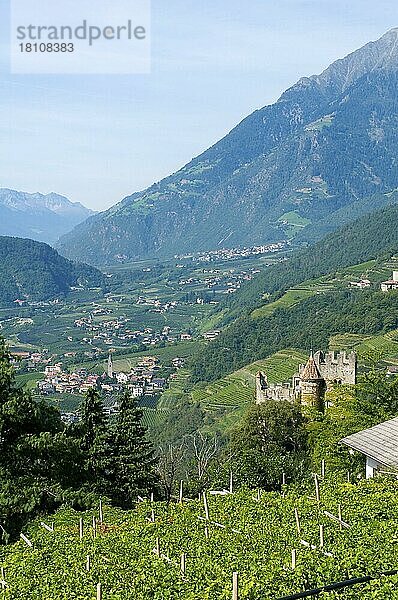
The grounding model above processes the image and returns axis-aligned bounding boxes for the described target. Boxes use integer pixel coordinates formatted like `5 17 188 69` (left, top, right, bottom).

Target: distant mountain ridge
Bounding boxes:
58 28 398 265
0 236 104 305
0 189 94 244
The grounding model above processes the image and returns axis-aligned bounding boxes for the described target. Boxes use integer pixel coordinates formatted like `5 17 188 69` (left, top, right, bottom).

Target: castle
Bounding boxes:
256 350 357 412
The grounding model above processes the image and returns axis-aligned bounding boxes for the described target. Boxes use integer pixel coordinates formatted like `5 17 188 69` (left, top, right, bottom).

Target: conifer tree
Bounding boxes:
110 392 159 508
0 340 76 538
77 388 109 488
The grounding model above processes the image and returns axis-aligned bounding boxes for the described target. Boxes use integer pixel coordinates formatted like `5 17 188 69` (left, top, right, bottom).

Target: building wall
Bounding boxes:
256 350 357 406
312 351 357 385
366 456 383 479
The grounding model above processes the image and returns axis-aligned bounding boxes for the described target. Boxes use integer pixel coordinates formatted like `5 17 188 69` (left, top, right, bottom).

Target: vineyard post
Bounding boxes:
92 516 96 538
99 499 103 525
232 572 239 600
347 471 351 483
230 471 234 494
151 492 154 503
179 480 184 504
1 567 5 590
151 509 155 523
86 555 91 572
257 489 261 502
291 549 296 570
314 474 320 503
282 472 286 486
294 508 301 536
180 553 186 575
79 518 84 540
338 504 343 531
321 460 325 479
319 525 324 548
203 492 210 520
97 583 102 600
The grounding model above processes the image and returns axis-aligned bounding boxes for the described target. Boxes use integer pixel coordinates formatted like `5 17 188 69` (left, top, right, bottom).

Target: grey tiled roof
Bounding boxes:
340 416 398 467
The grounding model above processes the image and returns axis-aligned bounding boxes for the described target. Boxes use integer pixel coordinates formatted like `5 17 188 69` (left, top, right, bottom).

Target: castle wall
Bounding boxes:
313 351 357 385
256 351 357 407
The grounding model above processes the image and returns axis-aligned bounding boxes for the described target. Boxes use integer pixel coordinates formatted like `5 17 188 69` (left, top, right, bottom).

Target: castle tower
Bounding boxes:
300 353 325 413
107 352 114 379
256 371 268 404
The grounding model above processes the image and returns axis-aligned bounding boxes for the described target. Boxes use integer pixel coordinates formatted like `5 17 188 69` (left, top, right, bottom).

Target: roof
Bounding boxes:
301 354 323 381
340 416 398 468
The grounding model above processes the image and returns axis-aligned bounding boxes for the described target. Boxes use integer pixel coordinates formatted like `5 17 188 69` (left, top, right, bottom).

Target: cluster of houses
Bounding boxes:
36 353 178 402
11 349 50 369
381 270 398 292
178 270 255 296
38 364 99 396
74 314 193 349
136 297 178 313
349 271 398 292
108 355 167 398
174 241 289 262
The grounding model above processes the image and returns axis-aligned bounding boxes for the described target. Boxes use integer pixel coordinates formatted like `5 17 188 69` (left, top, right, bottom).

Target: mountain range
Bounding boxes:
0 189 94 244
57 27 398 265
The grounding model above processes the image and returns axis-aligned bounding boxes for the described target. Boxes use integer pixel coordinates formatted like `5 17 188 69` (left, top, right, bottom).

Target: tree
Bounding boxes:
109 392 159 508
75 388 109 489
157 442 186 502
227 400 309 490
0 340 77 539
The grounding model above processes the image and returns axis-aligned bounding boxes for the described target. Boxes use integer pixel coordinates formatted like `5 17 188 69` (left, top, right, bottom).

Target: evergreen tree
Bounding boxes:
0 340 77 539
110 392 159 508
76 388 110 490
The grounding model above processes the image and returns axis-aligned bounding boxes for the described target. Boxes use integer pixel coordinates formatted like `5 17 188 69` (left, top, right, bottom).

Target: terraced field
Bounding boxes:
191 349 308 411
252 256 398 321
158 368 191 409
252 288 317 318
329 329 398 367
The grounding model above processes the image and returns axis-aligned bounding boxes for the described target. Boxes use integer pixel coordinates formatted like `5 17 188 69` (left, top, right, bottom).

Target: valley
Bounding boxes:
5 237 398 440
2 246 288 425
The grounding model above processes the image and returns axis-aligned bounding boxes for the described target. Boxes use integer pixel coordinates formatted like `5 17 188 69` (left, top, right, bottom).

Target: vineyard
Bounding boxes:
191 350 308 411
329 328 398 366
1 477 397 599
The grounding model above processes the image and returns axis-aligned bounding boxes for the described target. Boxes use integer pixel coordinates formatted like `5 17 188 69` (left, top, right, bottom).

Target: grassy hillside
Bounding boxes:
191 288 398 383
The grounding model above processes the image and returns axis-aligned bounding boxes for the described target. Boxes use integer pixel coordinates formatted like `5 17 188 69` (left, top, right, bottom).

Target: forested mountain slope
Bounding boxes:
0 237 104 304
58 28 398 265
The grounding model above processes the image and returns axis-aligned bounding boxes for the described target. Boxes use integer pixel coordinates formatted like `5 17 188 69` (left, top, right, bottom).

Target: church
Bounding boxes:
256 350 357 413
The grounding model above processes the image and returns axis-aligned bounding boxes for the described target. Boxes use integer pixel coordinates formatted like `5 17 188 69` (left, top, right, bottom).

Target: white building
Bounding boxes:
381 271 398 292
341 416 398 478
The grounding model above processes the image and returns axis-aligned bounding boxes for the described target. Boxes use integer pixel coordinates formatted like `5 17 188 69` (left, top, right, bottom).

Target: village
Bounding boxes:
33 352 185 423
73 311 193 350
174 241 289 263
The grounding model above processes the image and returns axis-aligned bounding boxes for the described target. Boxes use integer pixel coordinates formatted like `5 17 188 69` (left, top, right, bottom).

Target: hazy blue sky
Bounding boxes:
1 0 398 210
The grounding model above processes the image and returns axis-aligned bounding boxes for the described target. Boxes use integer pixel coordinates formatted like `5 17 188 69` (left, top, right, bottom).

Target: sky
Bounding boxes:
0 0 398 211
